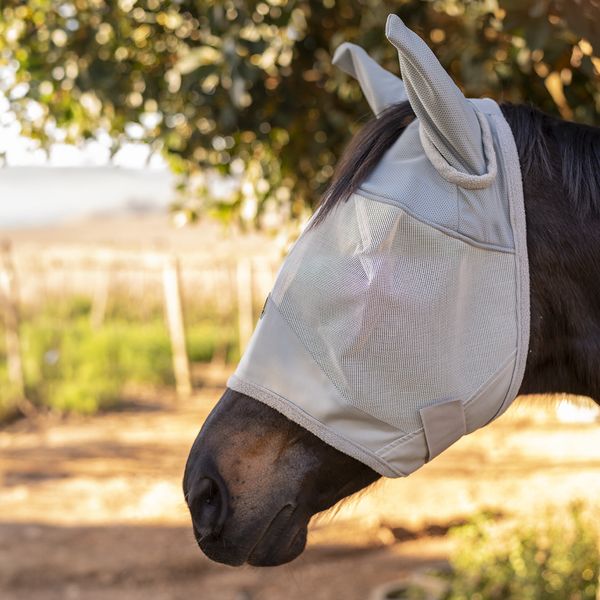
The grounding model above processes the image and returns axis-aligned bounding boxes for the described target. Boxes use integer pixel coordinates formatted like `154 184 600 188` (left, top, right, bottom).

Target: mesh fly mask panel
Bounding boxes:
228 15 529 478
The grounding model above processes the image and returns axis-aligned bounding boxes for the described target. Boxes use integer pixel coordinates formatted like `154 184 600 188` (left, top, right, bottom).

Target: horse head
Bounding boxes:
184 15 600 566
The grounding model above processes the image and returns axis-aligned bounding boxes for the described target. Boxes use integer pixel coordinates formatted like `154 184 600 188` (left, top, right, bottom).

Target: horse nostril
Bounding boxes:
187 477 227 539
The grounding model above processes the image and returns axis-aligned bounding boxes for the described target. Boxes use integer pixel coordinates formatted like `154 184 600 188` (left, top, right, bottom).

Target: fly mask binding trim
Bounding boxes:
227 15 530 478
419 111 498 190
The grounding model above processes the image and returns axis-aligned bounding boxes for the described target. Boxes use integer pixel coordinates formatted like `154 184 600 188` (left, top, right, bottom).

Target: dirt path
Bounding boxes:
2 368 600 600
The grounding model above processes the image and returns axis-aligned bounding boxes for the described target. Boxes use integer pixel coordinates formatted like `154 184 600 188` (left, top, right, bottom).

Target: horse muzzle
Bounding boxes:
184 460 309 567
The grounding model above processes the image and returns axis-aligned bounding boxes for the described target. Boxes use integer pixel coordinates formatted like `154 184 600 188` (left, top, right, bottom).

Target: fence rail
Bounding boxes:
0 241 280 398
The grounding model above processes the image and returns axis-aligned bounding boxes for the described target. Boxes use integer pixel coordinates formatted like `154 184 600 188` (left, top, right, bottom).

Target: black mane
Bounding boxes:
315 101 600 223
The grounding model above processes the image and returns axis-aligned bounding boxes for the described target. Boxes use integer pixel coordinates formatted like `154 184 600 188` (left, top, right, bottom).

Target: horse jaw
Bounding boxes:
183 388 380 567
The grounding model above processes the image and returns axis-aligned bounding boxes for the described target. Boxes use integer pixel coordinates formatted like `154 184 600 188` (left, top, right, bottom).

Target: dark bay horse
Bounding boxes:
183 100 600 567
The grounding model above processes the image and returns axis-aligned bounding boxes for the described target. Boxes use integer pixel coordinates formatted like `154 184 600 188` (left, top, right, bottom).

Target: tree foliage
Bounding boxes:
1 0 599 228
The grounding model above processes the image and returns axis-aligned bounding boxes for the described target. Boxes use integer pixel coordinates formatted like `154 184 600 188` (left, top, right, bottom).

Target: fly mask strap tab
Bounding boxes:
420 399 467 461
332 42 407 118
385 14 486 177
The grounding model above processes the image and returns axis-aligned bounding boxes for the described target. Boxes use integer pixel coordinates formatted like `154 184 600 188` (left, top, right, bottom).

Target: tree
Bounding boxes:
1 0 599 229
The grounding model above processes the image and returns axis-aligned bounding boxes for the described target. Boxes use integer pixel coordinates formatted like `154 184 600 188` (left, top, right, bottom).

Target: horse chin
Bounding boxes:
247 524 308 567
247 505 308 567
195 506 309 567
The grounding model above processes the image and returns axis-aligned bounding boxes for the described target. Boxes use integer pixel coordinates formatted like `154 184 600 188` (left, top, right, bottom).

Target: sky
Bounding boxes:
0 166 175 229
0 90 175 229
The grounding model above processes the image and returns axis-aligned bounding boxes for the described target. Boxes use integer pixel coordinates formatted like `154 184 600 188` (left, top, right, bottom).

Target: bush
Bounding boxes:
447 505 599 600
0 366 21 422
186 320 239 364
0 297 240 420
20 316 175 413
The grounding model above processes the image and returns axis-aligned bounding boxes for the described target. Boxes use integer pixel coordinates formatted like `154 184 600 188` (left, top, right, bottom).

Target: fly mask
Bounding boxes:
227 15 530 478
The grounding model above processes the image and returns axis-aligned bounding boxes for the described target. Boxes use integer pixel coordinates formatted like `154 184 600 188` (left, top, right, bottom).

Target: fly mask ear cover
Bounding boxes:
228 15 530 478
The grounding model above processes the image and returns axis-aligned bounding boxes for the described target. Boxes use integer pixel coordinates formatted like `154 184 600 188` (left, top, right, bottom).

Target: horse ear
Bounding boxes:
332 42 407 118
385 15 486 176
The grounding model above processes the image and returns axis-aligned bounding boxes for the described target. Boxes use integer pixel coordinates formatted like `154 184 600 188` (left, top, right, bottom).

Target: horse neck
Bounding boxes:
518 173 600 405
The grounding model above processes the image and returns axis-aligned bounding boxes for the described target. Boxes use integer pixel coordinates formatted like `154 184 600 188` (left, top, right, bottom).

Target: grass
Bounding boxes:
0 296 240 421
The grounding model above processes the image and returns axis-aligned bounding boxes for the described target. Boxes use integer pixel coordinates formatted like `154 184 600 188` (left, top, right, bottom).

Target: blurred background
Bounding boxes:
1 1 600 599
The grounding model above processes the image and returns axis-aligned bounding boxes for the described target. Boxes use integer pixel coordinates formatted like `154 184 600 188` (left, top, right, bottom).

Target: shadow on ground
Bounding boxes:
0 521 447 600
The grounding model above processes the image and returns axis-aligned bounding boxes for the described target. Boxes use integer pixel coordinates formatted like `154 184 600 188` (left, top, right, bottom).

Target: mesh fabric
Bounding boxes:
271 194 517 433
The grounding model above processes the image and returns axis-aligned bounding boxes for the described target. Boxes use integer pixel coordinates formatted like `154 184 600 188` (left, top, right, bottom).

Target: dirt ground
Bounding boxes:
2 364 600 600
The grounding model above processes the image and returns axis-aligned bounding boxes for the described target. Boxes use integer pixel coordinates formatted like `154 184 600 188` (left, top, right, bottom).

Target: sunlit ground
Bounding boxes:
2 363 600 600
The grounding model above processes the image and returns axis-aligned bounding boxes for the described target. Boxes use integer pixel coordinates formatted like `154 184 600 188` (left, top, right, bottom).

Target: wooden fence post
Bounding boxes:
237 259 253 356
162 254 192 398
0 241 25 398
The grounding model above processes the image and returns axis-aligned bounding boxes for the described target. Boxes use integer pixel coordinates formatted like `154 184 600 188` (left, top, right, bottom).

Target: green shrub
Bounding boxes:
0 297 240 420
0 366 21 422
184 308 241 364
20 316 175 413
186 322 224 362
447 505 599 600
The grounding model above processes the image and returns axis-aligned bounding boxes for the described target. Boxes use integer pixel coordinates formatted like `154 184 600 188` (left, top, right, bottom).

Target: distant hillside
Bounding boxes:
0 167 174 228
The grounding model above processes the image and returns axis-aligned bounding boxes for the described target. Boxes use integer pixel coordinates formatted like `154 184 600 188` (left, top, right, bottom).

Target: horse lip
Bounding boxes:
247 504 301 566
194 503 303 567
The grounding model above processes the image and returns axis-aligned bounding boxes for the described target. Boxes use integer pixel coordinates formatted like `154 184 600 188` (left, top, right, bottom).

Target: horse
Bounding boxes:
183 21 600 568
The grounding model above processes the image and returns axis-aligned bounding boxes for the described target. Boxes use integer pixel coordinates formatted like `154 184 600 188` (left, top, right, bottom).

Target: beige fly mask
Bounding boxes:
227 15 529 478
